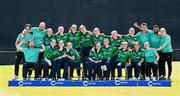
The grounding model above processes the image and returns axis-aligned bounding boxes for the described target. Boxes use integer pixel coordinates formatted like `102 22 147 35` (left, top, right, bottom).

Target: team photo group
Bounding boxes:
13 22 173 81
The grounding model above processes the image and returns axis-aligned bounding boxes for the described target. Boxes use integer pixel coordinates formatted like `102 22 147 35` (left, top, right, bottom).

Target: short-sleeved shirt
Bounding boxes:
92 34 105 45
135 30 153 49
122 35 138 49
130 49 144 63
68 32 81 48
44 46 57 60
30 27 47 48
53 48 67 58
110 37 124 48
114 49 130 63
66 48 80 61
144 49 158 62
150 32 162 49
55 33 69 43
81 32 93 47
22 47 40 63
44 35 55 46
102 46 117 60
160 34 173 53
89 48 103 60
17 33 33 48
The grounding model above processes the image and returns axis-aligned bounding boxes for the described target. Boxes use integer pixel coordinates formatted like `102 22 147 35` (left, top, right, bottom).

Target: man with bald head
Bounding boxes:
30 22 47 79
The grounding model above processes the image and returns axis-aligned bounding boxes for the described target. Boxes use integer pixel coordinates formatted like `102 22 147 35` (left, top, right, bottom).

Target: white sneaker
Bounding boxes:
13 75 18 80
42 78 46 81
117 77 122 80
48 78 53 81
146 77 150 81
61 78 65 81
129 78 133 81
152 77 156 81
134 77 138 80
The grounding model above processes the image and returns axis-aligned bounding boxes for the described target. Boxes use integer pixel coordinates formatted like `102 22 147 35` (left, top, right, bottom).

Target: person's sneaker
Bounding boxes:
57 78 61 81
27 75 30 78
77 76 81 81
146 77 150 81
42 78 46 81
48 78 53 81
129 78 133 81
117 77 122 80
103 77 106 81
167 77 171 81
61 78 65 81
134 77 138 81
13 75 18 80
152 77 156 81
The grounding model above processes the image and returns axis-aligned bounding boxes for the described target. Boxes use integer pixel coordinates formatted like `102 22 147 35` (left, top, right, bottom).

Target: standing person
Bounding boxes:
157 28 173 80
149 25 163 79
135 23 153 50
110 30 124 48
92 27 105 45
55 26 69 43
68 24 81 52
144 42 159 81
66 42 81 80
123 27 138 50
44 28 55 46
13 24 33 80
42 39 57 80
129 42 144 80
87 42 103 80
135 23 153 80
53 40 68 80
16 40 45 80
102 38 117 80
30 22 47 78
112 42 131 80
79 25 93 80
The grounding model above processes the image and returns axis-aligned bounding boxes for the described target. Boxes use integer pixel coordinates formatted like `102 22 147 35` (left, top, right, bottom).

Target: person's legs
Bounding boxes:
14 52 24 78
135 63 141 79
158 51 163 77
42 61 49 78
166 52 172 78
144 62 151 78
87 60 93 80
37 52 44 78
152 63 158 78
81 47 91 79
127 62 133 79
22 63 28 79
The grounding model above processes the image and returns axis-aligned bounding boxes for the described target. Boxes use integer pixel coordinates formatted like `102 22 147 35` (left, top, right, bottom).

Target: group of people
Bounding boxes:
13 22 173 81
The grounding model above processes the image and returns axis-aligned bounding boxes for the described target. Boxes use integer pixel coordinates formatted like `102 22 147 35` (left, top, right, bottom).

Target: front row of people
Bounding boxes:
16 38 159 81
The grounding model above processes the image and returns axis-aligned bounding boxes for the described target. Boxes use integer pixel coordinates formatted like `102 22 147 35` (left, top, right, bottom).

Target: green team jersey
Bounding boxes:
17 33 33 48
30 27 47 48
123 35 138 49
22 47 40 63
44 35 55 46
110 37 124 48
114 49 130 63
68 32 81 48
55 33 69 43
81 32 93 47
135 30 153 49
89 48 103 60
53 48 67 58
66 48 80 61
102 46 117 60
160 34 173 53
130 49 144 63
144 49 158 62
92 34 105 45
150 32 162 49
44 46 57 60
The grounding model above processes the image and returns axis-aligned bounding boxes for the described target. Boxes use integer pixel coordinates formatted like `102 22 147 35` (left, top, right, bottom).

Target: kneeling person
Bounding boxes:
16 40 45 80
